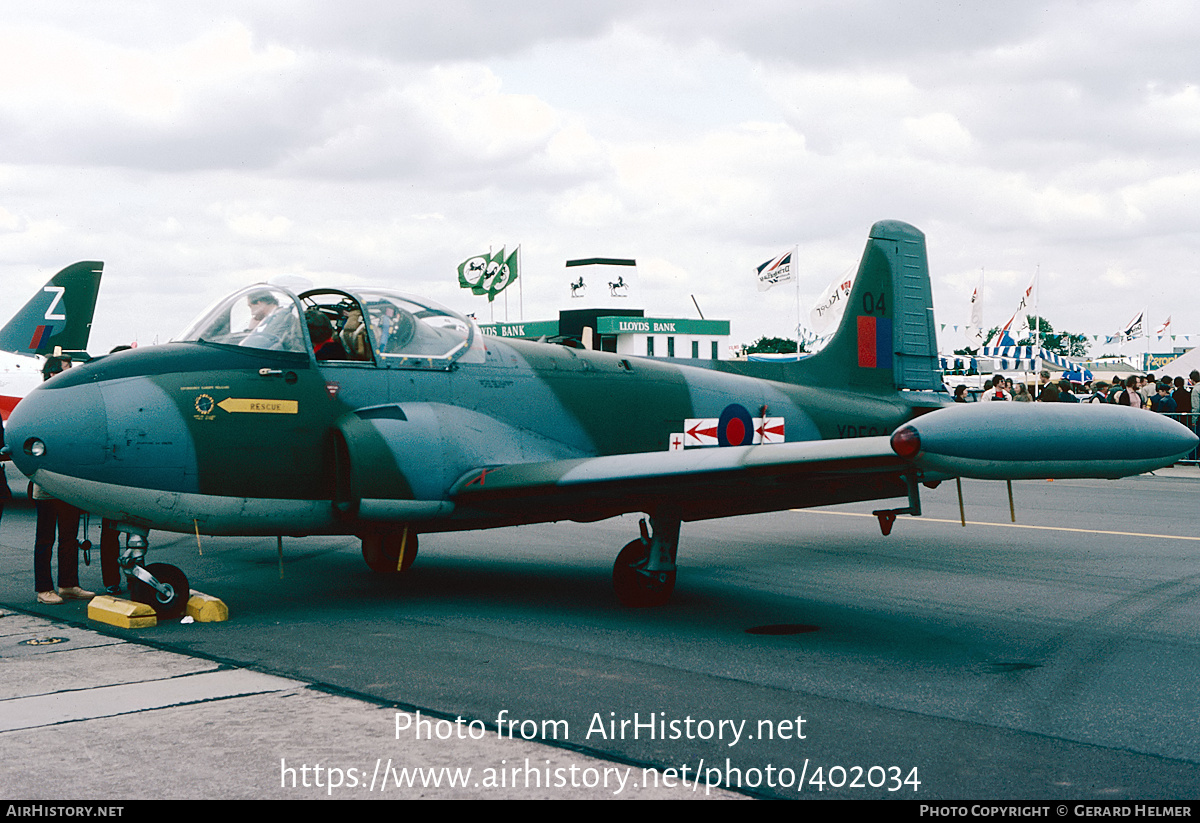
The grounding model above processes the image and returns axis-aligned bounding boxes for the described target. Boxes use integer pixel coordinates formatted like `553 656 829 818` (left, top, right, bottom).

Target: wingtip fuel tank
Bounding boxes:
891 404 1199 480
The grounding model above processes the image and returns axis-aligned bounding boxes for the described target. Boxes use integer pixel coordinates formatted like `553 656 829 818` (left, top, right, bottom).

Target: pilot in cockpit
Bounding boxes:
305 309 349 361
338 300 372 361
246 291 279 330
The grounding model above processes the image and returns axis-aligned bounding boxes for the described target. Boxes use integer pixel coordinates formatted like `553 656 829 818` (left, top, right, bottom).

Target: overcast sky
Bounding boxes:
2 1 1198 356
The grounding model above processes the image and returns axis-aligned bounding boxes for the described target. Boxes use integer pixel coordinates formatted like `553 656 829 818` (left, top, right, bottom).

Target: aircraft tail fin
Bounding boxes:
799 221 941 392
0 262 103 356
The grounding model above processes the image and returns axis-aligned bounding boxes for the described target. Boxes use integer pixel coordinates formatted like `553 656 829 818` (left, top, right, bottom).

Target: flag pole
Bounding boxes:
793 245 800 354
1034 264 1040 353
1144 304 1150 371
974 267 984 347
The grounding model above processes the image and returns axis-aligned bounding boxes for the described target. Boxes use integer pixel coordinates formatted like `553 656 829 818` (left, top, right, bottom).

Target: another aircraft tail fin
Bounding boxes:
799 221 941 392
0 261 103 356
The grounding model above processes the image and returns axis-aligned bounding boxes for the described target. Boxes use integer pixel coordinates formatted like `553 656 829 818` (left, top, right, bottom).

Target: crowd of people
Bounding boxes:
954 368 1200 416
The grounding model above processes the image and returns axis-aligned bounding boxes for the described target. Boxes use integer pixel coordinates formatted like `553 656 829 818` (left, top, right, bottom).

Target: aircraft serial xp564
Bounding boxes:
7 221 1196 616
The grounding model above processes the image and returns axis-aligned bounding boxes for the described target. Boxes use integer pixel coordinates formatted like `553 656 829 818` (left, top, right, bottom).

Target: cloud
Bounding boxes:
2 2 1200 351
242 0 634 61
283 63 604 186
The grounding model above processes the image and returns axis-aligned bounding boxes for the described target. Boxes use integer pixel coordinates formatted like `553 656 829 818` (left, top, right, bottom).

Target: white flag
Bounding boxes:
1014 271 1035 314
967 271 984 344
1120 312 1143 341
756 249 795 291
809 268 855 334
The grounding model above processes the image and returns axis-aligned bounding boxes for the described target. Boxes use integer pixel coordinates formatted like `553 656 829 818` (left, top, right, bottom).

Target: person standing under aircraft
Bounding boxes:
33 356 93 605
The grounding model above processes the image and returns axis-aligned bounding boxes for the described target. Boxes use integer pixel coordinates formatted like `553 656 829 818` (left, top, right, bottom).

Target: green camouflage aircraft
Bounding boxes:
7 222 1195 616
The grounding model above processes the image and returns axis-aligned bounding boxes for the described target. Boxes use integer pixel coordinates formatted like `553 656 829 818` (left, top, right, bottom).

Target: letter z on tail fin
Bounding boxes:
800 221 940 391
0 261 103 355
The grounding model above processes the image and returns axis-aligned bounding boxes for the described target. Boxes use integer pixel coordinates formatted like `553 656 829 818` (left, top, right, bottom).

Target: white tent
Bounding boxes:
1153 347 1200 380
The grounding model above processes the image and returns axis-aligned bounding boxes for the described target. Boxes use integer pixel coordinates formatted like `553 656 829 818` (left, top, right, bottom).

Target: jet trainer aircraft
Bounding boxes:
0 261 104 420
7 222 1196 616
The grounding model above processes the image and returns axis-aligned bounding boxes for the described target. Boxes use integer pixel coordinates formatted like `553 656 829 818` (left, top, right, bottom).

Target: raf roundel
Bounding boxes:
717 403 755 447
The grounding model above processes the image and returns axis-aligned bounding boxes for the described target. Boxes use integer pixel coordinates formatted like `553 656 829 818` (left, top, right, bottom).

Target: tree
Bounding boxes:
957 325 1005 355
743 336 802 354
1016 316 1089 358
971 318 1089 358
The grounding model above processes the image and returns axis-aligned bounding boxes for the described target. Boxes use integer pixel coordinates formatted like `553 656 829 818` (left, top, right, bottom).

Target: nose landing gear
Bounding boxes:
128 562 190 620
115 528 190 620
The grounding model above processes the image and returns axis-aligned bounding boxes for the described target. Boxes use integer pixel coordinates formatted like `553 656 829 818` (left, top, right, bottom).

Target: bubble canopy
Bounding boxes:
175 284 485 369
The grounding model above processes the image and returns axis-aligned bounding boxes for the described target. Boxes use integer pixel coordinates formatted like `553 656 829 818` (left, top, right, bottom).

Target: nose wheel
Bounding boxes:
128 562 190 620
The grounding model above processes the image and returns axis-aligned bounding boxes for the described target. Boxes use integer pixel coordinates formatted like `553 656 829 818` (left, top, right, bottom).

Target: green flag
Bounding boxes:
457 246 519 302
457 252 490 292
487 247 519 302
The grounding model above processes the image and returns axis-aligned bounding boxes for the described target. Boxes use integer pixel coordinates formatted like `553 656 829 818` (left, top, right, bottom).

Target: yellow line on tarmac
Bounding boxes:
794 509 1200 542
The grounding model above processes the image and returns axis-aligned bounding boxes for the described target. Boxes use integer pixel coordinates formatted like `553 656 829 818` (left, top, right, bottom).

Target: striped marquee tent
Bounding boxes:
940 347 1092 381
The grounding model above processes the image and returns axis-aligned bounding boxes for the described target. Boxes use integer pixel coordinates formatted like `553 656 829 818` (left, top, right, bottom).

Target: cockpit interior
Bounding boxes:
175 284 486 369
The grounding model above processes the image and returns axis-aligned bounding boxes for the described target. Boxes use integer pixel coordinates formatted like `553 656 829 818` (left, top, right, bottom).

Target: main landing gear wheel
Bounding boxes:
129 563 190 620
613 539 675 608
361 531 418 574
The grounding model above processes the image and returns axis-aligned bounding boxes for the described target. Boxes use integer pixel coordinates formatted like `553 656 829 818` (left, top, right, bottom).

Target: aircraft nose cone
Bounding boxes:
7 380 108 481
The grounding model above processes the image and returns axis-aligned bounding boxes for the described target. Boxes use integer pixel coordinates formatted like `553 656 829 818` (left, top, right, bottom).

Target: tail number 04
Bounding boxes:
862 291 886 316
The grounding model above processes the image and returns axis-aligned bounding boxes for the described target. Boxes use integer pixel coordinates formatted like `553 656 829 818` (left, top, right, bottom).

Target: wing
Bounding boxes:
449 437 909 524
446 403 1199 526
